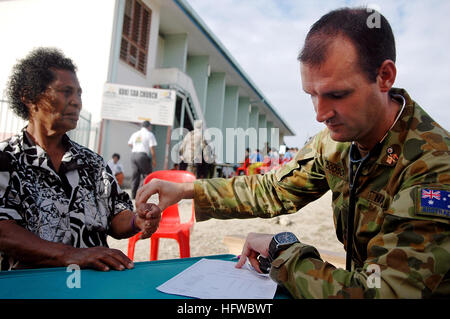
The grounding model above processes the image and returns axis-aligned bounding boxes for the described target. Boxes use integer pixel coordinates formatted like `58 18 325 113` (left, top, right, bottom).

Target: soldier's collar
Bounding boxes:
375 89 415 167
351 91 407 165
379 93 406 145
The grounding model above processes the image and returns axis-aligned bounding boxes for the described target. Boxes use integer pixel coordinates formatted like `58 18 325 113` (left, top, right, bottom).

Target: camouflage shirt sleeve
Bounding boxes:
269 152 450 299
193 131 330 221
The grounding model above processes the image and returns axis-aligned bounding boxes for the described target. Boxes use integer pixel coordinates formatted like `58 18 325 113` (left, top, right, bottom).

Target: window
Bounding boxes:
120 0 151 74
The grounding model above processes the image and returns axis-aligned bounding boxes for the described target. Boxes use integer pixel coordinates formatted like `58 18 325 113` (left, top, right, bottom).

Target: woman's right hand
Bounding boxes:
0 220 133 271
63 246 134 272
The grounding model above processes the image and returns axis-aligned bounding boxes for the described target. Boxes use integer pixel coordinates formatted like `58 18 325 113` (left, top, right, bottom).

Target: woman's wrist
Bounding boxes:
131 213 140 234
182 182 195 199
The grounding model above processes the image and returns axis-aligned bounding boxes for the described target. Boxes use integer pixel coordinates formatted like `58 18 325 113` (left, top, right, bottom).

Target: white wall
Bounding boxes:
0 0 116 124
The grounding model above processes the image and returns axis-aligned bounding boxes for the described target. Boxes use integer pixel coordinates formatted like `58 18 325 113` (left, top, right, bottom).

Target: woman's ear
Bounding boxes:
377 59 397 93
20 87 44 114
21 95 38 114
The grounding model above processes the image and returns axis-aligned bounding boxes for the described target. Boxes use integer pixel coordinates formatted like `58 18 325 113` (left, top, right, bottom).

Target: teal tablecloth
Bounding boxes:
0 254 290 299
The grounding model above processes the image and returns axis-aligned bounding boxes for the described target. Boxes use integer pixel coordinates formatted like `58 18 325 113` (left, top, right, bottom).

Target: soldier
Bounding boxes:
136 7 449 298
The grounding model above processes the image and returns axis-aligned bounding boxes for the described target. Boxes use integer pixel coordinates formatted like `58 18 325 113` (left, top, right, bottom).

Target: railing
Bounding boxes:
0 99 91 147
0 99 27 141
67 109 91 147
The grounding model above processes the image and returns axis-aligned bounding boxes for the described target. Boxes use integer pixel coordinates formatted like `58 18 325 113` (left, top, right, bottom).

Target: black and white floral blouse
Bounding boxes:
0 128 133 270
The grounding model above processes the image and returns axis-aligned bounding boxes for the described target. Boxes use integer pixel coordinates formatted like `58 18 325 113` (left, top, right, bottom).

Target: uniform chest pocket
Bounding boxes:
354 197 385 239
331 192 386 244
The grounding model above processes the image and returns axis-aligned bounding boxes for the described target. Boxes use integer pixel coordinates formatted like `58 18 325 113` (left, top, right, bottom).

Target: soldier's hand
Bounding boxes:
235 232 273 273
135 179 194 212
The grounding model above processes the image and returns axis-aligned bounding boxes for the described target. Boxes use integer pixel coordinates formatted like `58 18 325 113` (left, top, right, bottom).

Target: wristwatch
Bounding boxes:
268 232 300 262
257 232 300 274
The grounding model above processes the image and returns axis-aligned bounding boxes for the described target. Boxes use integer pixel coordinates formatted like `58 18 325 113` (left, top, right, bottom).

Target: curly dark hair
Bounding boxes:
6 47 77 120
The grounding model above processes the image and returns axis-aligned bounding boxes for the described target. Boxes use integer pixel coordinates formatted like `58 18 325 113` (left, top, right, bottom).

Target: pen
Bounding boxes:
231 255 241 261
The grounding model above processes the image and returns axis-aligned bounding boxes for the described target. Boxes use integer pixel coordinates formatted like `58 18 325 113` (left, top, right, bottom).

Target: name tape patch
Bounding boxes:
417 188 450 220
325 160 345 179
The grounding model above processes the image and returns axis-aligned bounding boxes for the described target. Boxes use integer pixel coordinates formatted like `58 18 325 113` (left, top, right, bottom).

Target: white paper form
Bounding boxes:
156 258 278 299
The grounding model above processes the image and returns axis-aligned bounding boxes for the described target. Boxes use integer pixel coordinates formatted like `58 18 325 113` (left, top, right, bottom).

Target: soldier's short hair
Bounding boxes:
298 7 396 83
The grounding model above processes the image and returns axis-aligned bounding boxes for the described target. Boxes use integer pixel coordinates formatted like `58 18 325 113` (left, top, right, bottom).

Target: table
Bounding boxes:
0 254 290 299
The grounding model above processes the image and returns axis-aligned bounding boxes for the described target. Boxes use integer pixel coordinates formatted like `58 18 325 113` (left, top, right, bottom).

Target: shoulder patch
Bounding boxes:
415 188 450 220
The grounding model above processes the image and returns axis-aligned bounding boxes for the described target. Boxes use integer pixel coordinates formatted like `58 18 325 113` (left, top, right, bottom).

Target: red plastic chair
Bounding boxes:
127 170 196 261
236 157 250 176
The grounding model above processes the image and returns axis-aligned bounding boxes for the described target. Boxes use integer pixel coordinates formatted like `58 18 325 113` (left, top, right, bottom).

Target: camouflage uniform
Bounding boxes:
193 88 450 298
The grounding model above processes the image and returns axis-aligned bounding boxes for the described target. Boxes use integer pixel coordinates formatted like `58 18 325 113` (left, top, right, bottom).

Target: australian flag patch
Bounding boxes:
416 188 450 220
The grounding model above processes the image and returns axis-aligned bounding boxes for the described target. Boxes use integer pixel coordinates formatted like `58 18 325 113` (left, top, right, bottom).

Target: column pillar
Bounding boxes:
205 72 226 129
248 106 259 152
186 55 209 113
236 97 250 162
205 72 226 162
223 86 239 163
258 113 267 154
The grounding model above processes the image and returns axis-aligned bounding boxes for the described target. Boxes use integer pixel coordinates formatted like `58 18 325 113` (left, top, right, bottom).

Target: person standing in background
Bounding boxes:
283 147 293 161
179 120 203 176
128 121 157 199
107 153 125 187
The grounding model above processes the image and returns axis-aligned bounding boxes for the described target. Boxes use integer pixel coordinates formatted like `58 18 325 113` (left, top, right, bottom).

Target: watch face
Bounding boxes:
274 232 298 245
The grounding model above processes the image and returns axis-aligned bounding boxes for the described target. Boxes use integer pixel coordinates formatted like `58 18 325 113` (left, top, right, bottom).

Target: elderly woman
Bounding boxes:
0 47 160 271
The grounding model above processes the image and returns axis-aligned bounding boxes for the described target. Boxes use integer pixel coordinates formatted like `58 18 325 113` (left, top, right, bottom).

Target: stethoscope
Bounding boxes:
345 93 406 271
